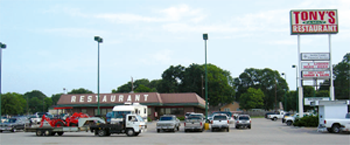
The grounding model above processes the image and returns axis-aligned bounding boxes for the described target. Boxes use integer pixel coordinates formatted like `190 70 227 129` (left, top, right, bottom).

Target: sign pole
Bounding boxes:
298 34 304 117
329 34 335 101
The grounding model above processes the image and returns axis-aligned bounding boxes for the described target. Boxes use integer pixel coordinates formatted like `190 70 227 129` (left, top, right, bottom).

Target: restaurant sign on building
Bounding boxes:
290 9 338 35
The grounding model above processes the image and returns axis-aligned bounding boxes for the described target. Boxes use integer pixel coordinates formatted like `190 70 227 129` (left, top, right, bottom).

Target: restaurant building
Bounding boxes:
56 92 206 120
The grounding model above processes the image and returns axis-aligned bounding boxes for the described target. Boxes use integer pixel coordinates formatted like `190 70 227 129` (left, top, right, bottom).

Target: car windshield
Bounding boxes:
136 115 144 122
112 111 132 118
214 116 227 120
189 114 203 118
239 116 250 120
5 118 17 123
160 116 173 121
213 112 232 118
188 117 201 120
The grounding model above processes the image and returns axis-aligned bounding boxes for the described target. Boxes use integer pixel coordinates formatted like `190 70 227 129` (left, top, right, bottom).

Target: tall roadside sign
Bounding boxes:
290 9 338 117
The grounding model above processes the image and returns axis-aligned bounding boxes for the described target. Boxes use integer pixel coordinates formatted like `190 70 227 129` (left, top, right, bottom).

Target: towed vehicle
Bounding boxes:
0 117 30 132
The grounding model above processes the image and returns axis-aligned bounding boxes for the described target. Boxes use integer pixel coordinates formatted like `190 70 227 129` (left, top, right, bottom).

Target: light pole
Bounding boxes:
94 36 103 116
203 33 208 119
292 65 298 113
0 42 6 118
281 72 287 111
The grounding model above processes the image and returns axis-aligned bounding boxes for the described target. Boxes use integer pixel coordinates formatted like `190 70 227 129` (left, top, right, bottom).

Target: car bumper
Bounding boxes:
156 126 175 130
236 123 251 127
0 127 13 131
185 126 203 130
211 124 229 129
317 124 328 133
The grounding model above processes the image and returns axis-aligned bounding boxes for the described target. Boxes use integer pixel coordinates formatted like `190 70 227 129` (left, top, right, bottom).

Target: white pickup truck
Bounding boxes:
268 111 286 121
318 113 350 133
283 112 311 126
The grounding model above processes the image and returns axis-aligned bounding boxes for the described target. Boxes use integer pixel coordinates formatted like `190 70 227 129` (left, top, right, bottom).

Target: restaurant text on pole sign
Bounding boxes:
290 9 338 35
302 70 330 78
301 62 329 70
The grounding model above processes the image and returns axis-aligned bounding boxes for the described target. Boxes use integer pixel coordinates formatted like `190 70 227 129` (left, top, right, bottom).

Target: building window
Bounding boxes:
81 109 87 113
224 108 230 112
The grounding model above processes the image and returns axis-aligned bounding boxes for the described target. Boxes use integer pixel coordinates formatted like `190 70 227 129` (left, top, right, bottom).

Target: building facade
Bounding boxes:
56 92 206 120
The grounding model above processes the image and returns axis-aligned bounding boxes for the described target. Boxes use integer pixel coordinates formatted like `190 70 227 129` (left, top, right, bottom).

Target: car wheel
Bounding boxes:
36 130 43 136
327 128 332 133
227 128 229 132
44 130 52 136
57 132 64 136
126 129 135 136
51 132 56 136
286 121 292 126
273 117 277 121
211 128 214 132
248 125 251 129
235 126 239 129
157 129 160 133
134 132 140 136
331 124 341 133
177 126 180 131
0 130 3 133
184 129 187 132
98 129 106 137
11 128 16 132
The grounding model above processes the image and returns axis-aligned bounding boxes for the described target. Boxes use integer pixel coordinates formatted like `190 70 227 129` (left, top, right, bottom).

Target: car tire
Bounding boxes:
11 128 16 132
286 121 292 126
51 132 56 136
44 130 52 136
211 128 214 132
235 126 239 129
126 129 135 137
98 129 106 137
227 128 229 132
248 125 251 129
177 126 180 131
184 129 187 132
57 132 64 136
331 124 341 133
134 132 140 136
157 129 160 133
273 117 278 121
36 130 43 136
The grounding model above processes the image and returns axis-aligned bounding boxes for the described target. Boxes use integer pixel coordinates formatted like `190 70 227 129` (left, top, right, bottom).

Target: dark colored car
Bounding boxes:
0 117 30 132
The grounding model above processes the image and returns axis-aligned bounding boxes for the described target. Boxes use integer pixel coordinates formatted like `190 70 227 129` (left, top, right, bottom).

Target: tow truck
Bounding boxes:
89 113 147 137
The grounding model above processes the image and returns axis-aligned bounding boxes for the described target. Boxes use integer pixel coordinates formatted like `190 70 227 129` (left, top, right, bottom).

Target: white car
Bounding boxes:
210 114 230 132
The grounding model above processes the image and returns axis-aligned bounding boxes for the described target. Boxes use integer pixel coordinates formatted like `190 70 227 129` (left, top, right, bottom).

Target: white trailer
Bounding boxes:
111 103 148 122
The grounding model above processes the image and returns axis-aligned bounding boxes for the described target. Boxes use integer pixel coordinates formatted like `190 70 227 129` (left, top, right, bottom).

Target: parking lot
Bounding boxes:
0 118 349 145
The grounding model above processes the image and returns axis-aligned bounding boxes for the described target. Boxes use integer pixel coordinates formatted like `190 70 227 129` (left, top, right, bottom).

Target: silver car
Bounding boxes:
235 115 251 129
156 115 181 133
0 117 30 132
184 116 205 132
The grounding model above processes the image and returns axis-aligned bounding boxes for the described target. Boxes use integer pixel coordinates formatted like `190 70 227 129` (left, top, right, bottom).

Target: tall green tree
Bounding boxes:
158 65 185 93
234 68 289 110
1 93 26 115
239 88 265 110
333 53 350 99
51 93 63 105
68 88 94 94
24 90 48 114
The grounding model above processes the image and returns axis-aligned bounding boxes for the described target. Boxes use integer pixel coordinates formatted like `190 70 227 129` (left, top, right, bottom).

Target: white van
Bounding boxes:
111 103 148 123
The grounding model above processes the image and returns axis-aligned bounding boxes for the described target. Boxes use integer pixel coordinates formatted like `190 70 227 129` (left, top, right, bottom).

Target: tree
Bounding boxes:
333 53 350 100
68 88 94 94
112 82 132 93
134 84 155 92
51 93 63 105
1 93 25 115
239 88 265 110
24 90 48 114
234 68 288 110
158 65 185 93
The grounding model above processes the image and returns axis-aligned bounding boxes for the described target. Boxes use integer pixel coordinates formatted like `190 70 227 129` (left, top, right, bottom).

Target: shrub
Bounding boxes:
178 116 185 121
293 115 318 127
147 117 152 122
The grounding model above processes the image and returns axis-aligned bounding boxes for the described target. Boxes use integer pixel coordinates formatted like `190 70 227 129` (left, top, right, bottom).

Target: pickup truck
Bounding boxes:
317 113 350 133
283 112 310 126
184 116 205 132
210 114 229 132
267 111 286 121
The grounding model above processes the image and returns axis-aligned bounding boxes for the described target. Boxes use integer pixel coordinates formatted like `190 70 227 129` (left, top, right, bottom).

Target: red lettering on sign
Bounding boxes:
318 11 325 20
309 11 317 20
301 11 308 20
328 11 336 24
293 11 300 24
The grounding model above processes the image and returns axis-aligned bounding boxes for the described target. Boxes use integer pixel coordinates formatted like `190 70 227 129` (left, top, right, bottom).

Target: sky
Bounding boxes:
0 0 349 97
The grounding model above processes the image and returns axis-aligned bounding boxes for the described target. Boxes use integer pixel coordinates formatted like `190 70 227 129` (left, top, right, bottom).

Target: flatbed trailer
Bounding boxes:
24 117 105 137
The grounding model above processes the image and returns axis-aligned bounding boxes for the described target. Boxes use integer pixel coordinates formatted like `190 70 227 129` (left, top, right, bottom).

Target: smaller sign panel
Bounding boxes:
290 9 338 35
304 97 330 105
301 53 330 61
302 70 330 79
301 62 329 70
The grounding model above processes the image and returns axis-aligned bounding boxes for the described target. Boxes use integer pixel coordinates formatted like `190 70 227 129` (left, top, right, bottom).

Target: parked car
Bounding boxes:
0 117 30 132
210 114 229 132
235 114 251 129
211 111 234 124
268 111 286 121
281 112 291 123
188 113 205 119
185 112 194 119
156 115 181 133
1 116 8 123
31 112 53 124
318 113 350 133
184 116 205 132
